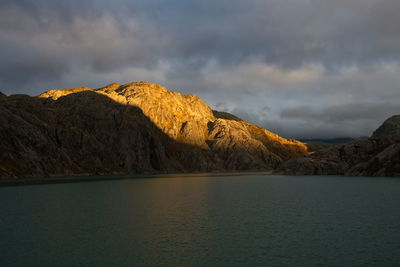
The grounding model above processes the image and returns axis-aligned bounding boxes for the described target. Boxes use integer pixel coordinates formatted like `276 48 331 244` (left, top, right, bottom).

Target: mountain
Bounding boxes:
278 115 400 177
0 82 307 179
372 115 400 140
300 137 368 145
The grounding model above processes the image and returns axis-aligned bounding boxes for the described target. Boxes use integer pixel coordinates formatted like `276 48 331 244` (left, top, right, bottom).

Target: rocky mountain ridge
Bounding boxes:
2 81 398 179
278 115 400 177
0 81 307 179
372 115 400 140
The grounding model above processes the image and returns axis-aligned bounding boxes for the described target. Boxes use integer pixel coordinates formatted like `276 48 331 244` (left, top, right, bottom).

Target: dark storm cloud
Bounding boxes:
277 102 400 138
281 103 400 123
1 0 400 138
4 0 400 71
0 0 164 85
0 42 67 86
227 103 395 140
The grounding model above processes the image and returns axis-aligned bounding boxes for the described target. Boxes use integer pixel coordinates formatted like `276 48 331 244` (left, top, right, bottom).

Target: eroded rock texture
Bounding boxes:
0 82 307 179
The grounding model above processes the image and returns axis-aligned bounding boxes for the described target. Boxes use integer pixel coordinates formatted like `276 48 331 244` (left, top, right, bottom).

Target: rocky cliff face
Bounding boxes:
278 115 400 177
0 82 307 179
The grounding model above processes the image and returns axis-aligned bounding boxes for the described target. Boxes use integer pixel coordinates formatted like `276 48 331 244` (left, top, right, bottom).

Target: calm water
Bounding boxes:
1 174 400 267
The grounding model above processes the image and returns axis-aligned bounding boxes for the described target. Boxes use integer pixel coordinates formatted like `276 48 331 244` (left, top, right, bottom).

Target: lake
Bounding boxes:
1 174 400 266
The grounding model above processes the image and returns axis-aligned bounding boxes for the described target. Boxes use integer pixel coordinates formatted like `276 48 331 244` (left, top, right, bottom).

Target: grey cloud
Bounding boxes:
0 42 67 87
281 106 314 120
1 0 400 139
4 0 400 72
281 103 400 123
0 3 164 90
278 102 400 138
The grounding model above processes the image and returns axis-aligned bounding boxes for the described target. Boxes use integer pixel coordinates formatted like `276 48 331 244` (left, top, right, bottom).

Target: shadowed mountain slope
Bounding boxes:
372 115 400 140
278 114 400 177
0 82 307 179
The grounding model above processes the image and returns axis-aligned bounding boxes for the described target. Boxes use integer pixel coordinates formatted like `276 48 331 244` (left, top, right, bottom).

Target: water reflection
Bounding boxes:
1 174 400 266
123 174 213 265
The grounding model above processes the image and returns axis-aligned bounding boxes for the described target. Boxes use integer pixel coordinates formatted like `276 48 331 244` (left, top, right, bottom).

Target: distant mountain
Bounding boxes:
300 137 368 145
278 115 400 177
0 82 307 179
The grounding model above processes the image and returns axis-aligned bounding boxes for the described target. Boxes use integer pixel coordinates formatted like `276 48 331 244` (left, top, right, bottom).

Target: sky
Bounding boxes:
1 0 400 139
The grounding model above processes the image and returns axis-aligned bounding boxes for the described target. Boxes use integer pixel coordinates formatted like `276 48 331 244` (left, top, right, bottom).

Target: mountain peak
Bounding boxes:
1 81 308 178
372 115 400 140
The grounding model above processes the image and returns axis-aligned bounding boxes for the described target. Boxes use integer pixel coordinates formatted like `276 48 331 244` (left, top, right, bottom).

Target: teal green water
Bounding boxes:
1 174 400 266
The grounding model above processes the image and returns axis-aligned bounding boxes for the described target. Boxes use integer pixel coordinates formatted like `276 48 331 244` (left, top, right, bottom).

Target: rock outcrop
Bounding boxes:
278 115 400 177
372 115 400 140
0 82 307 179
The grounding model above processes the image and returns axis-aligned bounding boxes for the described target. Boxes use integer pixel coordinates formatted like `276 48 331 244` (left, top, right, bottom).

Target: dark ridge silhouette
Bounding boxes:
212 110 243 121
300 136 368 145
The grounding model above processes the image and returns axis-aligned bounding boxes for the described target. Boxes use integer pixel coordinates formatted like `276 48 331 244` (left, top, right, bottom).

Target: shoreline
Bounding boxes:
0 171 274 187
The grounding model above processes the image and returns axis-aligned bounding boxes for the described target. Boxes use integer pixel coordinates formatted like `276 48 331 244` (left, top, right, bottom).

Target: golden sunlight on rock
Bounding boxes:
39 81 308 165
2 81 308 178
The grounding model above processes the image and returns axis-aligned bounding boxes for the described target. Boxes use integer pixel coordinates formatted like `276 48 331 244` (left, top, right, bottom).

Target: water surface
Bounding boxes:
1 174 400 266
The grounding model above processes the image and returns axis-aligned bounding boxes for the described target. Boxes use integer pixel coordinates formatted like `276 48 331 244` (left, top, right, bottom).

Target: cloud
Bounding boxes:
277 101 399 139
0 3 164 91
281 102 400 127
202 62 324 93
1 0 400 138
